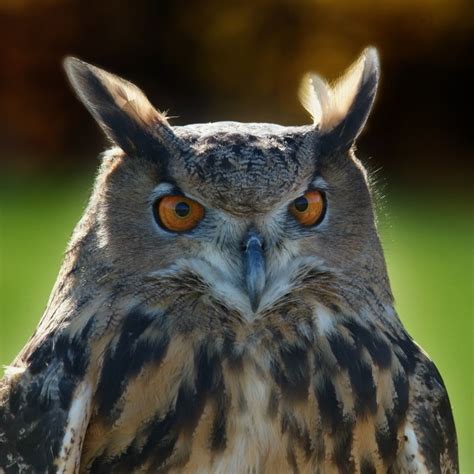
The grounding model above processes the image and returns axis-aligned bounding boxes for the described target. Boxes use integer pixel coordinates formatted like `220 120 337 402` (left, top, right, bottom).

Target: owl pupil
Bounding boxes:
294 196 308 212
175 202 190 217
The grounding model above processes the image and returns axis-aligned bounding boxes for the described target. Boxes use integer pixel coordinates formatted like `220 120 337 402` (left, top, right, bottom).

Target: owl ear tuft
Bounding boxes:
64 57 176 158
299 47 380 152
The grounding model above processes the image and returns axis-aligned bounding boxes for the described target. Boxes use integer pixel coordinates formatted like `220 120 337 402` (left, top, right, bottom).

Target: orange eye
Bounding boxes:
155 195 204 232
289 190 325 227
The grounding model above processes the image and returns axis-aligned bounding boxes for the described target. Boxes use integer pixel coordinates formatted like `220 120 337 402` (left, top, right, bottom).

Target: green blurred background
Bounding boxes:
0 0 472 471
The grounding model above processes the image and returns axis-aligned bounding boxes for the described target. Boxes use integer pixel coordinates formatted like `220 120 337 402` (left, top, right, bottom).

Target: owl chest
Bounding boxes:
84 314 406 473
182 369 291 473
84 343 306 472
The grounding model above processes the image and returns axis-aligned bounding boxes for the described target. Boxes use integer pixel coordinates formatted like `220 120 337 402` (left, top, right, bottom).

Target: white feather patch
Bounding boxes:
398 423 429 474
56 381 93 474
2 364 26 380
314 305 336 335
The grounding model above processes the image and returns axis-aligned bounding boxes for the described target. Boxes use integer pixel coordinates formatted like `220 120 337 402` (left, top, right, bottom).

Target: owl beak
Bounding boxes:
242 230 266 312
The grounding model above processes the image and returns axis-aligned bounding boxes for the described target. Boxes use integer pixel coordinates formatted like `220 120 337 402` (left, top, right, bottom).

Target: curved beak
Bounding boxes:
242 230 266 312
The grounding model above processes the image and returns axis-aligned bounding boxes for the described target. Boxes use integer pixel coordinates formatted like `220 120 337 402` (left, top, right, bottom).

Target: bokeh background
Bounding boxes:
0 0 472 470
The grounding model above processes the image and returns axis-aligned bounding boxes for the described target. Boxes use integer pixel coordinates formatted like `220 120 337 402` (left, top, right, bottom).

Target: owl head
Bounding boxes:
64 48 388 317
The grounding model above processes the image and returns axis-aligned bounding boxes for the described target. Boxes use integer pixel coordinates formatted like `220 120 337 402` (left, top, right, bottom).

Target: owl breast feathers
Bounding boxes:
0 48 458 473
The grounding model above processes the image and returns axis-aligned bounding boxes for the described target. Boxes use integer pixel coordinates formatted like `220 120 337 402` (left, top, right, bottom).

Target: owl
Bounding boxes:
0 48 458 473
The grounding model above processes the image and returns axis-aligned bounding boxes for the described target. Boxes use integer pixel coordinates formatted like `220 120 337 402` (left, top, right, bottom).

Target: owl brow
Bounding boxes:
309 176 329 191
150 182 176 199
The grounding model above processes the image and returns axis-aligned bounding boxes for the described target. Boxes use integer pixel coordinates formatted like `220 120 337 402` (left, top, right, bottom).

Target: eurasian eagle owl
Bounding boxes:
0 48 458 473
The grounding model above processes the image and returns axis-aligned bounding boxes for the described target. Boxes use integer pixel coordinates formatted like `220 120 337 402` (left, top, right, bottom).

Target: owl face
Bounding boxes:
65 48 384 315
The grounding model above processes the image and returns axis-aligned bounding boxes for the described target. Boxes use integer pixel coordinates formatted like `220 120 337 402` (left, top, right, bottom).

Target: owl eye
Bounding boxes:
289 190 325 227
155 195 204 232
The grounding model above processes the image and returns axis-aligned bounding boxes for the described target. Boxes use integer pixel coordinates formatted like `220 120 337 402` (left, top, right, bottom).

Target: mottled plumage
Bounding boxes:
0 48 457 473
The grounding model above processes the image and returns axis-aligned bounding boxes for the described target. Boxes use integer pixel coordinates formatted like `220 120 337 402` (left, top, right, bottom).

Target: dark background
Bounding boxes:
0 0 473 192
0 0 472 470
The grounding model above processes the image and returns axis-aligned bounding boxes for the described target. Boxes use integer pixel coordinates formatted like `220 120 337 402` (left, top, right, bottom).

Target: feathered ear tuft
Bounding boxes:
299 73 329 126
63 57 176 158
299 47 380 152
